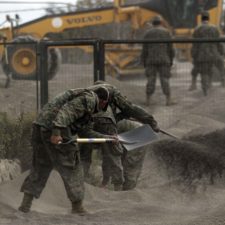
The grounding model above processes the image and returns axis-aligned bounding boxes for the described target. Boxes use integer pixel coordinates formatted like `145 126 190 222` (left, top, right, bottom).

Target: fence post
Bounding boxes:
99 40 105 80
38 41 48 108
93 39 105 82
93 41 99 82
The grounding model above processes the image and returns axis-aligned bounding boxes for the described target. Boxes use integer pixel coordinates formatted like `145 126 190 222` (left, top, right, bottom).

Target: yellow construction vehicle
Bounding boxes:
0 0 223 80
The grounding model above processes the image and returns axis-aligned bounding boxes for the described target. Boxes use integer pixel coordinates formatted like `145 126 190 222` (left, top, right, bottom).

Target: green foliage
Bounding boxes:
0 112 35 170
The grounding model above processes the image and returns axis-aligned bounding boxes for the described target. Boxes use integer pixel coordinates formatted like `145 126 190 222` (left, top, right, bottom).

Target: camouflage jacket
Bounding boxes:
88 83 158 130
141 26 175 66
93 105 117 125
191 23 224 62
35 88 106 138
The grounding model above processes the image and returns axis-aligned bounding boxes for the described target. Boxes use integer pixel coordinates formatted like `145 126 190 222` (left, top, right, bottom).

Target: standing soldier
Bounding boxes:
18 86 117 214
141 15 176 106
190 11 225 95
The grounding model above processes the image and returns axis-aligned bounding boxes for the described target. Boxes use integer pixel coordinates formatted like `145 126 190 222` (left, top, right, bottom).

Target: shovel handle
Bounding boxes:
58 138 116 145
159 129 179 139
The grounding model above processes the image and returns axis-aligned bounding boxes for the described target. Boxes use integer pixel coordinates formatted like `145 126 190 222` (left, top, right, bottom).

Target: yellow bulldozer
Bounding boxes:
0 0 223 80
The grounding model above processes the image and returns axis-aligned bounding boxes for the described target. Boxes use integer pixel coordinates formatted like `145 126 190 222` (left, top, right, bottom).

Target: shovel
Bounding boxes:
59 137 138 145
159 129 179 139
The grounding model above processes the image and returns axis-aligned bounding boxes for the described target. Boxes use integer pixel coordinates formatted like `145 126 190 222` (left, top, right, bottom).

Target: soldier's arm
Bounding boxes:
215 27 224 55
77 122 116 139
52 94 115 140
141 33 149 67
166 30 175 63
113 92 159 132
191 29 199 58
52 95 94 135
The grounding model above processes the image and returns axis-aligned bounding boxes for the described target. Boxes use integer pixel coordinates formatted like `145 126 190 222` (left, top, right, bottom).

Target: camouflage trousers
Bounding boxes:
80 119 146 190
117 120 146 190
80 119 124 186
145 64 171 96
122 148 146 190
20 124 84 202
192 62 221 94
192 59 225 86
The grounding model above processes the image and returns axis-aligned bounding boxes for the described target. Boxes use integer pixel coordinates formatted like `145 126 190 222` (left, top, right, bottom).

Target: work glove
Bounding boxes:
50 135 63 145
104 135 119 144
150 121 160 133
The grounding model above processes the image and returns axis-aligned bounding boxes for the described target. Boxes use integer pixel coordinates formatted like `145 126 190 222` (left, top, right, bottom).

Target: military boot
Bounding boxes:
18 193 34 213
71 200 88 215
166 95 177 106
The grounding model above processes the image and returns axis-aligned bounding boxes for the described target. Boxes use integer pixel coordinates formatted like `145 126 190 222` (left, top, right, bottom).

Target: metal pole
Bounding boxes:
39 41 48 108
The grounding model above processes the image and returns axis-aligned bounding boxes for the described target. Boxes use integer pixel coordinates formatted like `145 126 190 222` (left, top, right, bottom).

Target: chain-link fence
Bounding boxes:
1 38 225 133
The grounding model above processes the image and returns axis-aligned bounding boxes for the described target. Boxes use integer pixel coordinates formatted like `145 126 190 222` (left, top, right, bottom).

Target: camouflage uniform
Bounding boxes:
20 88 110 211
117 120 146 190
191 21 225 95
80 106 124 188
141 21 175 105
80 82 159 190
87 83 159 129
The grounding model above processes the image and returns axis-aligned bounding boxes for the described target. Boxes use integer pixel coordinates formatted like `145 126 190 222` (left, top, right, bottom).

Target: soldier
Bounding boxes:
141 15 176 106
190 11 225 95
80 105 124 191
118 119 147 191
80 81 160 191
18 86 117 214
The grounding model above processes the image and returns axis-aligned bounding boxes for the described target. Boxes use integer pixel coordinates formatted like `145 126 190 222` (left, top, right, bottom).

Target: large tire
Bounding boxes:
1 35 61 80
47 47 61 80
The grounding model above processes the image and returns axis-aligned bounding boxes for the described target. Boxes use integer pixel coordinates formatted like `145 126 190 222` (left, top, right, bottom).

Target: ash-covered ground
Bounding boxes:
1 62 225 225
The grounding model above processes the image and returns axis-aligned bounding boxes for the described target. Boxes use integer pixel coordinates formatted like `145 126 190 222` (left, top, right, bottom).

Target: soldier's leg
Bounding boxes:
189 65 198 91
123 149 145 191
117 120 146 190
79 143 93 178
199 63 211 96
103 142 124 191
201 75 208 96
215 59 225 87
19 126 53 213
54 143 86 215
101 146 111 187
123 158 144 191
145 66 157 106
159 65 176 106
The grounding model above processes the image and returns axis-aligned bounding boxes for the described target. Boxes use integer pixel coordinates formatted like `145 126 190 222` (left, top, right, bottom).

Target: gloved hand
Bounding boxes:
104 135 119 143
50 135 63 144
150 121 160 133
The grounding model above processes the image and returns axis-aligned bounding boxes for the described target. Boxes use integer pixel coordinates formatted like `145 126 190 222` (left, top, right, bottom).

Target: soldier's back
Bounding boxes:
193 24 221 62
144 27 171 65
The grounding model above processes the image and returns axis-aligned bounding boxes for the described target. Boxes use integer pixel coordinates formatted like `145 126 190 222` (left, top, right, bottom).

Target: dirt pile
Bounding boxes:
1 70 225 224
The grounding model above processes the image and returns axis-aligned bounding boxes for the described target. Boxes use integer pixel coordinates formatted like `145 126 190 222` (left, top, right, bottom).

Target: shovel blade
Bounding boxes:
118 124 159 151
